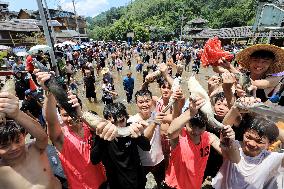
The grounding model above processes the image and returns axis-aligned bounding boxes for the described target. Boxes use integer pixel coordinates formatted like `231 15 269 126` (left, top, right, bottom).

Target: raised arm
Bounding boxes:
222 72 237 109
210 125 240 163
36 71 64 151
251 77 281 89
0 92 48 151
167 97 205 147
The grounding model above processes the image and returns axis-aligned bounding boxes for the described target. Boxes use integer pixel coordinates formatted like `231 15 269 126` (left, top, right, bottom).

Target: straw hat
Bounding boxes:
236 44 284 74
101 67 110 75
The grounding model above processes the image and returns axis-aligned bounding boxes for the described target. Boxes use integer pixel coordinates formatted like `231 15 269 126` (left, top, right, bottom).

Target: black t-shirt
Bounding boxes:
90 135 150 189
20 98 42 118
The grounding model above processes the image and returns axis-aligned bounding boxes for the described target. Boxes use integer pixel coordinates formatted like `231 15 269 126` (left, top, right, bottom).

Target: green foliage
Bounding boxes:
88 0 258 41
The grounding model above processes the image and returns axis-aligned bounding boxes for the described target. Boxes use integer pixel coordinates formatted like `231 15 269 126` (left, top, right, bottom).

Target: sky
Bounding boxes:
5 0 132 17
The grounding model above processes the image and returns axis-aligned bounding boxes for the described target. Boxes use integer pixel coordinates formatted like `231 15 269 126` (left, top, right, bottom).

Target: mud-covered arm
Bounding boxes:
167 109 191 141
143 122 158 140
251 77 281 89
44 93 64 150
222 106 242 127
168 97 204 141
210 127 240 163
222 73 237 109
35 71 65 150
0 93 48 151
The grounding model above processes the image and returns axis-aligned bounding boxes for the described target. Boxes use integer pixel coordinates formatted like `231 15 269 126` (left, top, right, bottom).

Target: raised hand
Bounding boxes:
189 96 206 117
0 92 19 119
96 121 118 141
128 122 147 138
222 72 236 85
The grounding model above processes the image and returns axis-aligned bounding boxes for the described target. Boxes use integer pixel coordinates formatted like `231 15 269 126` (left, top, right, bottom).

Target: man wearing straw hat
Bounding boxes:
235 44 284 102
214 44 284 102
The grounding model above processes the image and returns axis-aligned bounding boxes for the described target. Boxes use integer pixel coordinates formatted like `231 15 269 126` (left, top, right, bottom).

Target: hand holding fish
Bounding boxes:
233 96 261 113
220 125 235 147
128 122 147 138
34 70 51 91
222 72 236 85
96 121 118 141
159 63 168 75
0 92 20 120
208 75 221 92
67 91 82 117
189 96 206 118
156 112 172 124
218 57 231 70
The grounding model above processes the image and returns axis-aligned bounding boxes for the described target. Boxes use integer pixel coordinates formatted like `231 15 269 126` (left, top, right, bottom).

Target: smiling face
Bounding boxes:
249 50 275 78
249 57 273 77
160 83 172 100
136 95 153 117
242 129 269 157
0 134 26 162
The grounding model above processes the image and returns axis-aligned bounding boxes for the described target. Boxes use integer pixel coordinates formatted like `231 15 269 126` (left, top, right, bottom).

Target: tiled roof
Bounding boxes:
12 19 62 27
190 26 284 39
0 20 40 31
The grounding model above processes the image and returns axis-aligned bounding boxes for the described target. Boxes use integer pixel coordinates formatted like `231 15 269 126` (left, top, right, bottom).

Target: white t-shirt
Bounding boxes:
212 141 284 189
127 113 164 166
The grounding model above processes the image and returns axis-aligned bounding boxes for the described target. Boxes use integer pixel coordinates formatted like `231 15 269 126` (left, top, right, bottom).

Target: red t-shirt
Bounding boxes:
165 128 210 189
58 123 106 189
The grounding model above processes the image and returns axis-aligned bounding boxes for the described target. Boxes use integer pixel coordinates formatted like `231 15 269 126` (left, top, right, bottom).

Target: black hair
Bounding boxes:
157 77 171 88
189 111 209 129
103 102 129 123
0 120 26 145
212 92 226 104
240 114 279 143
135 89 152 102
250 50 275 60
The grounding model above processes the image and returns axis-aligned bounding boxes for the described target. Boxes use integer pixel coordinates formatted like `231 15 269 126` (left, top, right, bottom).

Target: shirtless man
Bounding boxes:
0 92 61 189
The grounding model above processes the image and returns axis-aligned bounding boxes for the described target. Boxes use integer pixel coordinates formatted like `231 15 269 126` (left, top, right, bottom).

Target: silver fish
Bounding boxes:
234 100 284 121
188 75 224 130
161 77 181 113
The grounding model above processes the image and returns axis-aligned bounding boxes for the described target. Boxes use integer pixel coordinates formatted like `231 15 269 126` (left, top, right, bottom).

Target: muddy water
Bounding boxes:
75 58 215 116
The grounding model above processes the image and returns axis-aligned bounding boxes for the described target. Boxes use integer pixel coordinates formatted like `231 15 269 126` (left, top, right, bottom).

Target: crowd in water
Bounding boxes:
0 40 284 189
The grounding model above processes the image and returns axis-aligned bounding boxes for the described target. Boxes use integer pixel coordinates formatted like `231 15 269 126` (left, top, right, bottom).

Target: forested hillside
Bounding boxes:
87 0 257 41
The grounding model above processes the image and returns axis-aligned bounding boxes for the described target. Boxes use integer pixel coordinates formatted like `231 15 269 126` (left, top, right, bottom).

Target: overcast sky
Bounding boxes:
6 0 132 17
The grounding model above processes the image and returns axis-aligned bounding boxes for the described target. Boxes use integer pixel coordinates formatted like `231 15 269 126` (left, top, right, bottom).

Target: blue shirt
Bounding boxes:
123 76 134 91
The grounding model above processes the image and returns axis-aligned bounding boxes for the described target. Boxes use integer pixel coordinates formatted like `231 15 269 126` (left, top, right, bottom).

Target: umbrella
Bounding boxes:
29 45 51 54
16 51 29 57
54 43 64 48
73 45 80 50
62 41 76 46
0 45 11 50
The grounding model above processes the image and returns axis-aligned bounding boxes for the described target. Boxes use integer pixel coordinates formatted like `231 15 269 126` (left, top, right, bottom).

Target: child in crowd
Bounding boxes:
165 94 239 189
0 92 61 189
90 102 150 189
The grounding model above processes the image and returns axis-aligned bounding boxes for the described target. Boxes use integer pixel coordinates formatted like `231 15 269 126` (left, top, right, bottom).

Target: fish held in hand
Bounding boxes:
34 61 78 119
188 76 224 130
0 78 15 124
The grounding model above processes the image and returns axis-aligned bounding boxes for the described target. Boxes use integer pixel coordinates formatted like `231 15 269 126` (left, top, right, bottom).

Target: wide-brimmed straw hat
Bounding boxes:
101 67 110 75
236 44 284 75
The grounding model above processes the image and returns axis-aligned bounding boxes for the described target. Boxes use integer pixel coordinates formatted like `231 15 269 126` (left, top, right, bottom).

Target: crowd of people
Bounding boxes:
0 40 284 189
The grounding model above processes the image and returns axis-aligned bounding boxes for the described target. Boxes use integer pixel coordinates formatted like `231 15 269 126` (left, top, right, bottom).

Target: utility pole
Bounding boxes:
36 0 59 75
72 0 81 43
43 0 57 43
180 9 186 41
